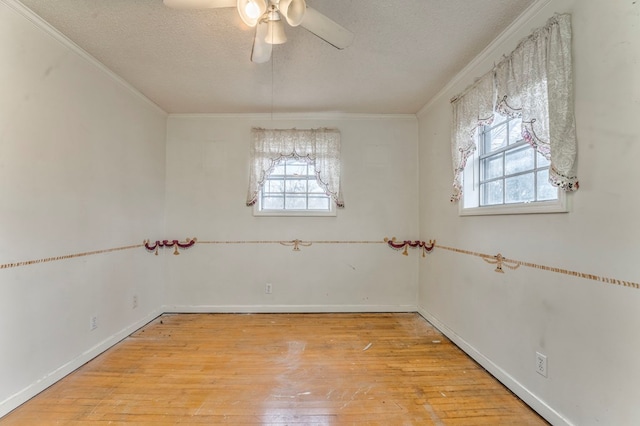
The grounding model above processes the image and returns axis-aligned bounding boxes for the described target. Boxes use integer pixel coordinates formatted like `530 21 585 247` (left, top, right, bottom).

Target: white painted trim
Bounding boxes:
167 112 418 121
416 0 553 116
163 304 417 314
2 0 166 116
416 306 574 426
0 308 163 418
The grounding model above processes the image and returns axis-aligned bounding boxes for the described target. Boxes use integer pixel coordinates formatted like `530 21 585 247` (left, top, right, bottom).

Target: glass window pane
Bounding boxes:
537 169 558 201
287 164 307 177
482 154 503 180
271 163 286 176
505 146 534 175
308 179 325 193
264 179 284 194
262 196 284 210
485 123 507 153
492 115 508 127
308 196 330 210
481 180 503 206
505 173 534 203
259 158 331 213
537 151 550 167
508 118 523 145
285 179 308 193
285 196 306 210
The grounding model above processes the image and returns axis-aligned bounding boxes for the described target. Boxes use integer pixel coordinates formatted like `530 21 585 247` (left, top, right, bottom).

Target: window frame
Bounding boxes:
252 157 337 217
459 115 569 216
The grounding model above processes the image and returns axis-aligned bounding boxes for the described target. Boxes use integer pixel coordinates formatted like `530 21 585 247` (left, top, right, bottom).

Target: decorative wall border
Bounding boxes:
385 237 436 257
435 243 640 290
0 244 143 270
9 239 633 293
1 239 391 270
144 238 197 255
197 239 385 252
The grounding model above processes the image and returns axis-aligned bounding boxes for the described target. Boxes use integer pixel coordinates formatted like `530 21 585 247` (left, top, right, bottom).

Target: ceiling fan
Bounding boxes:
163 0 354 63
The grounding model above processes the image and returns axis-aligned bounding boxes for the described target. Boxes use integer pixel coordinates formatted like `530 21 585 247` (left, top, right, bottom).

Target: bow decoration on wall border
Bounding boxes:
384 237 436 257
144 238 197 255
482 253 520 273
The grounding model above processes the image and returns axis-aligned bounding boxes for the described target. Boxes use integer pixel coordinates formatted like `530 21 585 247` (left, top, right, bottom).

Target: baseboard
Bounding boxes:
163 304 417 314
416 306 573 426
0 308 163 418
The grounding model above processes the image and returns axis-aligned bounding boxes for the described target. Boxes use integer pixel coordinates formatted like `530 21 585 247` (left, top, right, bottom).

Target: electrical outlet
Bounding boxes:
536 352 548 377
132 295 138 309
90 315 98 331
265 283 273 294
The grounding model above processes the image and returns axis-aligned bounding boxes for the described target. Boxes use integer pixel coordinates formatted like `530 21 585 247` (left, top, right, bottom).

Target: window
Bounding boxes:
461 113 567 215
451 14 578 215
255 157 334 216
246 128 344 216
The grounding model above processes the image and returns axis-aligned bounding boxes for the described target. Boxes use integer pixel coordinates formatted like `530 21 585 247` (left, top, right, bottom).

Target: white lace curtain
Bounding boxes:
451 72 495 201
246 128 344 207
450 13 579 201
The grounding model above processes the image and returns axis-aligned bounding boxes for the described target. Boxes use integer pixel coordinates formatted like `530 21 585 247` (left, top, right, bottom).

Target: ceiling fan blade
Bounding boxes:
279 0 306 27
163 0 235 9
251 22 272 63
300 7 354 49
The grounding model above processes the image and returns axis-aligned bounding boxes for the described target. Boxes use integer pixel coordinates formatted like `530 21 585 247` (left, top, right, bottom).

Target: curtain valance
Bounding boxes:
450 13 579 201
246 128 344 207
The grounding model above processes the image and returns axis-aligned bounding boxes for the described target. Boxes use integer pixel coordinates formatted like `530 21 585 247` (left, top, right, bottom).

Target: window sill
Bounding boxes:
459 198 569 216
252 208 337 217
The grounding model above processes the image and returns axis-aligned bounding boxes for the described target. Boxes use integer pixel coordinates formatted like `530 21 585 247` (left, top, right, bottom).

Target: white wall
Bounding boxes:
0 1 167 416
417 0 640 425
164 114 419 312
7 0 637 422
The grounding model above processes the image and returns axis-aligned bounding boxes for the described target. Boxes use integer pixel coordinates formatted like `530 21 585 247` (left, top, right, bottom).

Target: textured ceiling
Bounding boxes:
17 0 535 114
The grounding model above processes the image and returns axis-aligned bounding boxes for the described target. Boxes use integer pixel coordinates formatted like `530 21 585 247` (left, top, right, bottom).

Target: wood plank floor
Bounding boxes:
1 313 548 425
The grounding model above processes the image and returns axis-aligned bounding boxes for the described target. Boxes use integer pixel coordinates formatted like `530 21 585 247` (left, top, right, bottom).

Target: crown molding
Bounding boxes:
416 0 553 117
2 0 167 116
167 112 418 121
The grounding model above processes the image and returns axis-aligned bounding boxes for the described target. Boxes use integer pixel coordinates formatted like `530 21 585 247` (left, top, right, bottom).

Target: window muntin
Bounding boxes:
461 113 567 215
478 114 557 207
256 158 334 216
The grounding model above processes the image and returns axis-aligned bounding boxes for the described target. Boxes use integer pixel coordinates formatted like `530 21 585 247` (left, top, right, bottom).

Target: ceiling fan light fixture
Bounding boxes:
237 0 266 27
245 2 260 18
265 19 287 44
279 0 306 27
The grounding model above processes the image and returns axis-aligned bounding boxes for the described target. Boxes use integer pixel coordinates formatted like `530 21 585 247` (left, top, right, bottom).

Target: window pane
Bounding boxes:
258 158 332 213
492 115 508 127
271 164 286 176
485 123 507 153
482 154 503 180
481 180 503 205
308 179 325 193
537 169 557 201
264 179 284 193
505 173 534 203
508 118 523 145
287 164 307 177
308 196 330 210
537 151 550 167
285 179 308 193
285 196 307 210
262 196 284 210
505 146 534 175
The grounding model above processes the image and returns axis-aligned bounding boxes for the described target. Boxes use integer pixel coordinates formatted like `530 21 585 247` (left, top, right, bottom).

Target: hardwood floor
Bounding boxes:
1 313 548 425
